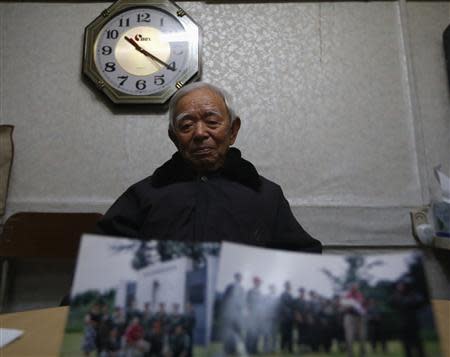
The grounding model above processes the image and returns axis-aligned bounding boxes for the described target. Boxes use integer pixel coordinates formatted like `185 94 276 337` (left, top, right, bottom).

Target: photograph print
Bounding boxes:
211 242 442 357
61 234 220 357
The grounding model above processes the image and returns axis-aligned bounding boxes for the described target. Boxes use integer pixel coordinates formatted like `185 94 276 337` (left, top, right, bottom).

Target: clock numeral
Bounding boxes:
119 18 130 27
137 13 151 23
160 18 164 27
106 29 119 39
154 75 165 86
117 76 128 86
102 46 112 55
167 62 176 71
104 62 116 72
136 80 147 90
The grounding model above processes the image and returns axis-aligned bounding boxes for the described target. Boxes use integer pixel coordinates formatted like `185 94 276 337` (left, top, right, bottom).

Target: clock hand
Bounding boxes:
124 36 146 52
124 36 174 71
139 48 173 70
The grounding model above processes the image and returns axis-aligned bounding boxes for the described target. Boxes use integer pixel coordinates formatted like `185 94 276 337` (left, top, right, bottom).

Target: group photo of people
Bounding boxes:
61 235 217 357
78 299 196 357
61 237 441 357
212 243 441 357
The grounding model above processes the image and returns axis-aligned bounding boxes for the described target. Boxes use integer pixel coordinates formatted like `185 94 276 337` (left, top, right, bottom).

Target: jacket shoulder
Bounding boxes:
258 175 284 195
122 175 157 198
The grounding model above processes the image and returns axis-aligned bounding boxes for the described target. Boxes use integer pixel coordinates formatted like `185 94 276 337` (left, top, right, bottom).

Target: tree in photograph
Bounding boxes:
110 240 221 270
321 256 384 294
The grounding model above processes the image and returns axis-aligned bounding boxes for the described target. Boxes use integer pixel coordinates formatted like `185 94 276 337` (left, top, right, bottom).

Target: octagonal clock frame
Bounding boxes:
83 0 201 104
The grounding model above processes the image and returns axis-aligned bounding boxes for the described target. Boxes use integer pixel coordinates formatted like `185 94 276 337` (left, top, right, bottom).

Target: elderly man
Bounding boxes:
97 82 321 251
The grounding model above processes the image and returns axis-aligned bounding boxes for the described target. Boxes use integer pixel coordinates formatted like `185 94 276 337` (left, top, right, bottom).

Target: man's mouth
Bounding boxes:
192 147 213 155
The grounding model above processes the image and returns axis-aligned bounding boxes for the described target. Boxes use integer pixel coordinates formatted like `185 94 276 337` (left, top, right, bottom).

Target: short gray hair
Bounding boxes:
168 82 238 130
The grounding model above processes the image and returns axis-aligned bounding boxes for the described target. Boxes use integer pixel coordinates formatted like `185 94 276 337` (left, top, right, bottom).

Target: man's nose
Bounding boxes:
193 122 208 139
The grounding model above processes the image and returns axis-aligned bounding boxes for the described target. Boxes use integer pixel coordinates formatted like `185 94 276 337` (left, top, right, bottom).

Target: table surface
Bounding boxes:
1 300 449 356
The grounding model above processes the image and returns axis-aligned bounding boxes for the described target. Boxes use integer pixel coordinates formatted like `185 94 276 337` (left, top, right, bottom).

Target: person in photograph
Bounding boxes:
390 280 426 357
305 290 321 352
221 272 246 355
124 317 149 357
279 281 295 353
82 303 102 356
127 299 143 323
366 298 387 354
182 302 197 357
245 276 264 354
98 304 114 355
341 283 367 357
319 297 335 353
167 324 190 357
330 295 346 353
294 287 308 352
146 319 164 357
155 302 169 335
100 327 121 357
142 302 153 327
112 306 127 337
168 303 184 336
96 82 321 252
262 284 279 353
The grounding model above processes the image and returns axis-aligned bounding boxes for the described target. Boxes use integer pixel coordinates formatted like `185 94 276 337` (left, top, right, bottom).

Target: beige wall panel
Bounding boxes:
407 2 450 197
182 2 420 207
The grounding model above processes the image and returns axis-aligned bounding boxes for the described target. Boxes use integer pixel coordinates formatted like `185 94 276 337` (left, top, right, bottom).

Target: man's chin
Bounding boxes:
188 155 223 172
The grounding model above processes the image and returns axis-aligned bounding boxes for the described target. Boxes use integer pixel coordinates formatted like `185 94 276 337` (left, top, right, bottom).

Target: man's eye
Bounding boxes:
206 119 220 127
179 122 193 131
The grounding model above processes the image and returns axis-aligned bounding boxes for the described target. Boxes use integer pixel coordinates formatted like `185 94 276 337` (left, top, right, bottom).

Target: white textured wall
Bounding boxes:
0 1 449 247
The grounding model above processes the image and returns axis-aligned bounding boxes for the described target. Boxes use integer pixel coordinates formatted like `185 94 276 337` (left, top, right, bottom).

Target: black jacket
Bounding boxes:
97 148 321 253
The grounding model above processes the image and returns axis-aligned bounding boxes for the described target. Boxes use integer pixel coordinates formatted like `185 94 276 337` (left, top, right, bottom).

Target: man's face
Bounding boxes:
253 278 261 288
170 87 240 172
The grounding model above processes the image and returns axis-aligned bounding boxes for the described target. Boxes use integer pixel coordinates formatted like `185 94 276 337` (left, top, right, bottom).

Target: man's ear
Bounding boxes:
169 129 179 148
229 117 241 145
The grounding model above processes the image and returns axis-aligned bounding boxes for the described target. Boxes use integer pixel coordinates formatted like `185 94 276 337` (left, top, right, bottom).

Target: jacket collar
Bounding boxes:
151 147 262 191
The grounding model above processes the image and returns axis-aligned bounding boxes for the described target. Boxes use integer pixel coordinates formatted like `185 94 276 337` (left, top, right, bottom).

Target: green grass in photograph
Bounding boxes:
60 332 83 357
58 334 442 357
424 339 442 357
207 340 441 357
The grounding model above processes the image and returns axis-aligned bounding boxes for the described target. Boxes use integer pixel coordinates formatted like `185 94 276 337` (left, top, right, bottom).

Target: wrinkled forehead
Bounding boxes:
174 87 229 118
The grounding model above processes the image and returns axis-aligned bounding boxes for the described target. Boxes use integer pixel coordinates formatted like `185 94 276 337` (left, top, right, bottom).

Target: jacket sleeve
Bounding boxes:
267 188 322 253
96 185 147 238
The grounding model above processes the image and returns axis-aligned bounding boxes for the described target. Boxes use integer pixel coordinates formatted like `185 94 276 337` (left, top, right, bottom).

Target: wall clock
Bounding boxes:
83 0 201 104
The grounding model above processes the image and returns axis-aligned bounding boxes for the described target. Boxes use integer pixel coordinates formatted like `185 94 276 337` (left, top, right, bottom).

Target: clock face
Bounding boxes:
94 7 191 96
83 0 200 104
